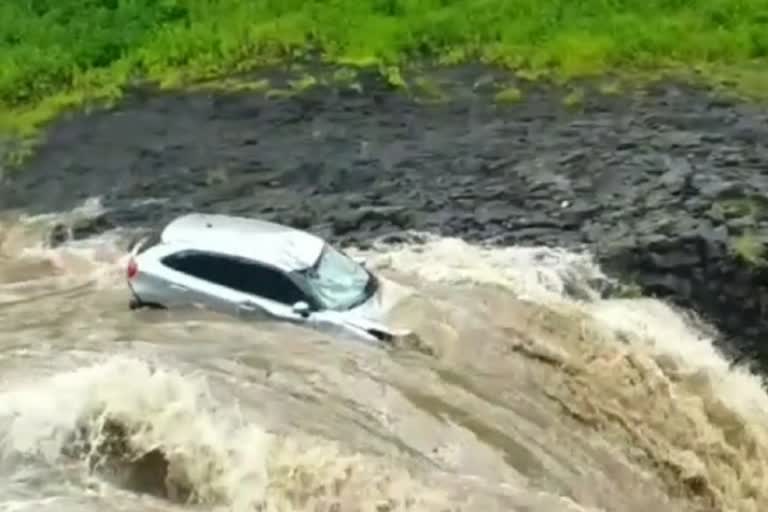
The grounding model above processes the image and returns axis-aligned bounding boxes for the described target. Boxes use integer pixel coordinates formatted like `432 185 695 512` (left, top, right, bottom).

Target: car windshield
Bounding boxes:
299 245 371 311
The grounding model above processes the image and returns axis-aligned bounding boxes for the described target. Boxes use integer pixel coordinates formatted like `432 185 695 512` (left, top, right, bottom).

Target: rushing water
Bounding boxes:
1 198 767 512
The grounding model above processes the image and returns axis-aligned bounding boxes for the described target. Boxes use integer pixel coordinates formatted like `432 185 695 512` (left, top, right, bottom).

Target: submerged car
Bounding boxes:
125 213 408 343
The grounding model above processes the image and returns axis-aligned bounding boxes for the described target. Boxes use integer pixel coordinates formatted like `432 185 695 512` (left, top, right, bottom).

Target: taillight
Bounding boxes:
127 258 138 279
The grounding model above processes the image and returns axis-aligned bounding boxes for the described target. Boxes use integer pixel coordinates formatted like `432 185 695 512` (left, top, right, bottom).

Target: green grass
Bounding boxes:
718 197 766 219
2 0 768 140
711 196 768 267
411 76 448 103
730 231 767 267
562 88 586 108
494 86 523 104
188 77 271 94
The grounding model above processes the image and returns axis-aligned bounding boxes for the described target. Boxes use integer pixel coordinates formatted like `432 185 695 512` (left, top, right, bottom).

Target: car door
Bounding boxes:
161 250 316 324
159 250 263 316
224 258 317 324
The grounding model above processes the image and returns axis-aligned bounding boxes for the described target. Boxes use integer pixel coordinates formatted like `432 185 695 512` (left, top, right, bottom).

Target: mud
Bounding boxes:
3 64 768 369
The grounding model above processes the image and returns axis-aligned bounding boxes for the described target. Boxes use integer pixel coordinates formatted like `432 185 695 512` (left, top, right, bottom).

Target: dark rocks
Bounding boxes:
72 214 115 238
5 66 768 371
47 213 116 248
47 223 69 248
331 206 412 236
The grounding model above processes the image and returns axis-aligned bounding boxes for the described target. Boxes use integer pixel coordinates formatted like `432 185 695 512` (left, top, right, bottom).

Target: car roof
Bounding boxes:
160 213 325 272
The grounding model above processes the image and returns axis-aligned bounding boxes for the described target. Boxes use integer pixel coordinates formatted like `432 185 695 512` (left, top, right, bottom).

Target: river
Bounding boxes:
1 196 767 512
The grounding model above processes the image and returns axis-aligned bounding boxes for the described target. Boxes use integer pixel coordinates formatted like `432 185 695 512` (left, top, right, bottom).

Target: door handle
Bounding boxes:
170 284 188 292
238 301 257 312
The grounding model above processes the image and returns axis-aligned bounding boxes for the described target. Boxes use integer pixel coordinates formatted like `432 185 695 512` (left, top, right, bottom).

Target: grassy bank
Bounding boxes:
2 0 768 138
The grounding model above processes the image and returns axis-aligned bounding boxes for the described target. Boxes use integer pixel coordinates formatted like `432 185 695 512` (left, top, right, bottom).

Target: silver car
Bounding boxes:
126 213 409 343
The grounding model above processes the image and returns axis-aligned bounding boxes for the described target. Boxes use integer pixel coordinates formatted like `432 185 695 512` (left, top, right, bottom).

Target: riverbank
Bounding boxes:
2 64 768 372
3 0 768 145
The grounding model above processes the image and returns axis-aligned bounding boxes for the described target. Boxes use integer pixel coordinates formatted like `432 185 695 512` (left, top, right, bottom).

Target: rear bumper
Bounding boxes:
126 280 143 309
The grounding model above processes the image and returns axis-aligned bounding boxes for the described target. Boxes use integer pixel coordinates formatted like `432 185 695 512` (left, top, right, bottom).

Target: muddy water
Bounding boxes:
2 200 768 512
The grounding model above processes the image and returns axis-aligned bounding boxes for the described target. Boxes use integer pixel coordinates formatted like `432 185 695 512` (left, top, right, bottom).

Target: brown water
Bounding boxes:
1 199 768 512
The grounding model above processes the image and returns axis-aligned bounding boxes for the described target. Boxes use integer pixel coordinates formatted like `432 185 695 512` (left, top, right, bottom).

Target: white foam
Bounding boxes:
354 233 611 303
360 232 768 437
586 297 768 423
0 199 129 296
18 197 107 227
0 356 457 511
357 233 768 510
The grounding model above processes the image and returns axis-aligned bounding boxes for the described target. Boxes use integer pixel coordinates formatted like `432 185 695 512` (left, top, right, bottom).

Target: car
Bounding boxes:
125 213 410 344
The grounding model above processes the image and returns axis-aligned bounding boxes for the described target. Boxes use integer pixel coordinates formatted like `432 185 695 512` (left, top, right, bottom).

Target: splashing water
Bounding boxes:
1 202 767 512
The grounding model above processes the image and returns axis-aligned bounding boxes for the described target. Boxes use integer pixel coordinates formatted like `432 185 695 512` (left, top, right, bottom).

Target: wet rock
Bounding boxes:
71 214 116 239
474 201 520 225
46 214 115 248
701 132 726 143
659 156 693 188
661 131 702 148
725 216 755 232
47 223 70 248
287 210 313 229
643 272 693 299
648 247 701 270
331 206 412 236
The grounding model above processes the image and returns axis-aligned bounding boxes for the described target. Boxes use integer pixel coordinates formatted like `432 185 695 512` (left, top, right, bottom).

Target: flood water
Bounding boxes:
1 198 767 512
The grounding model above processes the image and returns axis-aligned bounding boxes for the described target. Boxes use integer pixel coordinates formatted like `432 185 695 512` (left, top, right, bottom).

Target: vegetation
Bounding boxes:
730 231 767 267
711 197 768 267
718 197 766 220
2 0 768 138
411 76 448 103
598 80 623 95
494 86 523 104
562 88 585 108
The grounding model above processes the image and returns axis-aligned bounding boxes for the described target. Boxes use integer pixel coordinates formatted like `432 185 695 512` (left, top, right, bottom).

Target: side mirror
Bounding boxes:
353 256 367 267
292 301 311 317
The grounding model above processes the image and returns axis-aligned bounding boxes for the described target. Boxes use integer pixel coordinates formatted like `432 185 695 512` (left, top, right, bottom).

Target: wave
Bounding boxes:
0 356 475 511
2 206 768 511
358 233 768 511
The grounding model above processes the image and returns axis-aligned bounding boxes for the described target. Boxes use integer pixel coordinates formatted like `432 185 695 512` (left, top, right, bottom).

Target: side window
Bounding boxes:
162 252 215 281
235 262 308 306
162 252 308 306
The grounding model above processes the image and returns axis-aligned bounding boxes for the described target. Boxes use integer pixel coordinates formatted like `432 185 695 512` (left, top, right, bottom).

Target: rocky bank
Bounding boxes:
2 64 768 369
